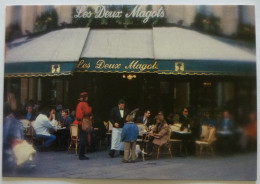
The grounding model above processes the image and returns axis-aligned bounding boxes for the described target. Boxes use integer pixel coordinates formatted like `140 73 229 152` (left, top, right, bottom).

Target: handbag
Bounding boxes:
12 140 36 166
82 118 92 132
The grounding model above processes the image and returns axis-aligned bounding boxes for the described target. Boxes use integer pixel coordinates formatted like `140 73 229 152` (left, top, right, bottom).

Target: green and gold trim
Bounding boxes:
5 62 76 78
5 59 256 77
157 59 256 76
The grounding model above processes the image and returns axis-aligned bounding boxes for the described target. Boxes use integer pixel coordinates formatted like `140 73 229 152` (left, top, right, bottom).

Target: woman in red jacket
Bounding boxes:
74 92 92 160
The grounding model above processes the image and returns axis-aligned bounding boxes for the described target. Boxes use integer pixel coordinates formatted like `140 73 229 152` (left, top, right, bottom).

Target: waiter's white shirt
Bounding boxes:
119 110 124 118
143 117 147 125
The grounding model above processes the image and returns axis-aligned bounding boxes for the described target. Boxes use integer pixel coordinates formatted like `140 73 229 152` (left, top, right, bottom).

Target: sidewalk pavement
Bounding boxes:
3 149 257 181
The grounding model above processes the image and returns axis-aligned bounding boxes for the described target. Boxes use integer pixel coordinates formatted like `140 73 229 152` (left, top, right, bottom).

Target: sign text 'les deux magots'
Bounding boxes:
74 5 165 23
77 59 158 72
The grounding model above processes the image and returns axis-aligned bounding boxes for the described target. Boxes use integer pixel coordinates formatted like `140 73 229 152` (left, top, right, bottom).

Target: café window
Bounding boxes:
160 81 169 95
42 78 64 106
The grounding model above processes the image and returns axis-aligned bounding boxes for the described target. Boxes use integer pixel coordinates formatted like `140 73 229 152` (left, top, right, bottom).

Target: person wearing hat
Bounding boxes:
74 92 92 160
109 99 129 157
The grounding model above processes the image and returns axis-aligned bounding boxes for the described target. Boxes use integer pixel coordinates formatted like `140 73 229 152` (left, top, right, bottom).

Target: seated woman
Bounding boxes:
146 114 169 156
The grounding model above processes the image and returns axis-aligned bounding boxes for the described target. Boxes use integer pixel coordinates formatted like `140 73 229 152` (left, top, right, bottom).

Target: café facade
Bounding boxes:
4 24 256 123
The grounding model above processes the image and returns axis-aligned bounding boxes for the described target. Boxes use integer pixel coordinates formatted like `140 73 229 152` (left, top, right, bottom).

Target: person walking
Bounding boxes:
73 92 92 160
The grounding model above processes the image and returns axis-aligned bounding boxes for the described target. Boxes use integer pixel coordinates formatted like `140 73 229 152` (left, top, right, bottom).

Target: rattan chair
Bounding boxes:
104 121 113 147
19 119 31 137
67 124 79 155
169 124 183 154
195 126 216 156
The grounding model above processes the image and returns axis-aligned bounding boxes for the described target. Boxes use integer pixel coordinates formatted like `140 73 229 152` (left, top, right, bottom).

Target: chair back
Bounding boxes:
108 121 113 131
170 124 181 132
167 127 172 141
207 127 216 144
19 119 30 127
30 120 35 127
201 125 209 139
104 121 109 131
137 124 147 136
70 124 79 138
30 121 36 133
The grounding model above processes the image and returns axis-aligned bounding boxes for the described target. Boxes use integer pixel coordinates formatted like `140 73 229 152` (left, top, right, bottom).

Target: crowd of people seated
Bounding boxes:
3 92 257 167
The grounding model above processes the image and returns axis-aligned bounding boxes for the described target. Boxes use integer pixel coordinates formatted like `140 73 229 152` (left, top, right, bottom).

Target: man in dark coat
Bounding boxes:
179 107 192 156
109 99 129 157
180 107 191 131
136 109 152 127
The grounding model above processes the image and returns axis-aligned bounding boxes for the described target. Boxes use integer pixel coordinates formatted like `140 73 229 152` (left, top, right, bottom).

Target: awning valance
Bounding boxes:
5 28 90 77
157 60 256 75
5 62 76 77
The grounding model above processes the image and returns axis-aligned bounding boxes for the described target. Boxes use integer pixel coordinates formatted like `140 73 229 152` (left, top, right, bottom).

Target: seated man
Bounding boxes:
48 107 58 121
219 110 233 131
60 109 73 129
136 109 152 127
24 104 37 121
202 111 217 128
179 107 191 132
217 110 235 154
33 107 56 151
56 109 73 150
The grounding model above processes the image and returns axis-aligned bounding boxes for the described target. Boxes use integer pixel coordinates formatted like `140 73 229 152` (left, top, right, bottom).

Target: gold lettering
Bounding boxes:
77 59 90 69
125 60 158 72
95 60 121 69
125 60 137 70
95 60 105 69
153 61 158 69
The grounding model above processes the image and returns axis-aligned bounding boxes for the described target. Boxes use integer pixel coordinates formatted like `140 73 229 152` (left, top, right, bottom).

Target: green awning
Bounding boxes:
76 58 157 73
157 60 256 76
5 62 77 77
5 28 256 77
5 28 90 78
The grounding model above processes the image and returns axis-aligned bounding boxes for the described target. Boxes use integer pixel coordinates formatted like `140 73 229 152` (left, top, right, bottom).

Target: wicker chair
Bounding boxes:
67 124 79 155
195 126 216 156
169 124 183 154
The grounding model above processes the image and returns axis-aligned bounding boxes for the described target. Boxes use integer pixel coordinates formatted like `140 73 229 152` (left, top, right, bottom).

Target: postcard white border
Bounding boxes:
0 0 259 184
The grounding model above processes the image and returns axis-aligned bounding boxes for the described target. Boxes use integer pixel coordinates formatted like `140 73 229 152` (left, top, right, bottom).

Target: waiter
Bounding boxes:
74 92 92 160
109 99 129 157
